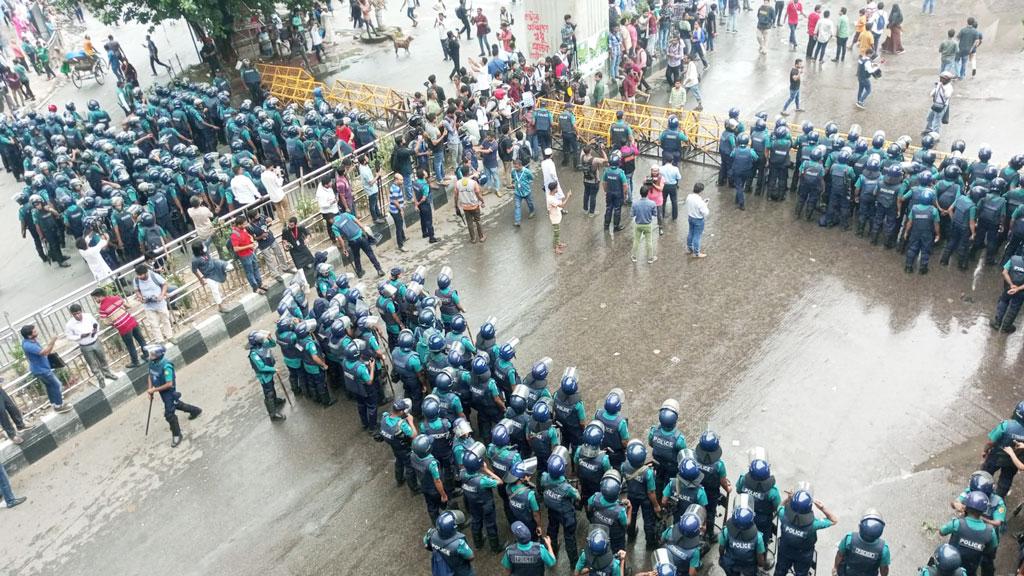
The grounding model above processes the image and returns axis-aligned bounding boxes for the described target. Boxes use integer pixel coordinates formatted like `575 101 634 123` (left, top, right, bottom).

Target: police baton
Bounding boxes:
144 393 154 436
274 371 294 407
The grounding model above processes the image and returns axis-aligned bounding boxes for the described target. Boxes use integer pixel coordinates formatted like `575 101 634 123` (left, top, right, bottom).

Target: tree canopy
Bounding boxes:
78 0 288 38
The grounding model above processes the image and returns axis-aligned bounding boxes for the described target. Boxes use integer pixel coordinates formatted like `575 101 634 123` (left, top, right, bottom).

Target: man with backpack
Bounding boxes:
133 264 174 343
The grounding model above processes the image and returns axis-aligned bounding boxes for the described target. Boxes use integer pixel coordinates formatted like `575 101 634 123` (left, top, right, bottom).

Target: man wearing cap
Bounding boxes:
924 72 954 137
541 147 559 192
65 303 117 389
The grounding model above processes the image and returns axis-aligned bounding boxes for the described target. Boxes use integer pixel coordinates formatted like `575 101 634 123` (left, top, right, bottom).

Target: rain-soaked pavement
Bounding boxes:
5 157 1024 575
6 0 1024 574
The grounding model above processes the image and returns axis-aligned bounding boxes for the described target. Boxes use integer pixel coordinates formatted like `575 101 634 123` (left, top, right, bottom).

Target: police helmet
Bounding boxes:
667 115 679 130
858 509 885 542
728 107 740 119
918 171 934 187
246 329 269 349
144 344 166 361
344 341 360 360
478 319 496 340
991 177 1008 195
725 118 739 133
737 133 750 147
809 145 826 162
865 155 882 172
871 130 886 149
791 490 814 514
801 121 814 135
836 148 852 165
463 450 482 473
599 470 622 500
509 385 528 413
678 456 702 482
532 399 552 423
547 452 567 477
887 143 902 158
754 117 767 131
1010 155 1024 171
412 434 433 457
659 399 680 428
511 456 537 480
943 165 962 181
964 490 989 513
491 422 510 446
436 267 452 289
824 122 839 137
732 504 755 529
854 140 868 155
978 146 992 162
531 359 549 381
678 513 702 538
749 459 771 481
427 333 445 352
139 212 156 227
587 527 610 555
560 368 579 395
950 139 966 153
1013 400 1024 422
626 439 647 467
470 354 489 375
699 430 720 453
604 388 623 414
608 152 621 167
498 339 518 361
434 370 453 392
447 347 465 368
970 186 988 203
934 543 962 572
583 421 606 447
87 99 100 111
421 395 441 420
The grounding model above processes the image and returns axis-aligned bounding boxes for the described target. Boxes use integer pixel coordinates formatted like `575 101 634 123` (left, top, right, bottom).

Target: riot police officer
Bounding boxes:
423 510 475 576
380 397 420 493
393 329 429 417
603 153 629 233
991 255 1024 333
494 338 521 402
527 399 560 474
576 421 612 504
873 165 904 248
796 145 827 221
460 449 503 553
296 319 332 406
941 183 977 270
736 453 781 547
508 457 542 538
919 544 967 576
275 317 305 397
766 125 792 200
730 134 758 210
488 421 523 521
833 510 890 576
421 394 458 496
609 110 633 150
660 115 689 165
662 451 709 527
468 353 505 443
501 521 558 574
695 430 731 543
594 388 629 468
558 103 579 169
522 357 553 408
718 497 767 576
574 526 625 576
533 101 554 153
411 434 450 523
435 267 465 330
937 491 996 576
980 400 1024 496
433 368 468 421
648 399 687 496
972 187 1006 266
773 488 838 576
855 155 883 237
622 440 662 549
145 344 202 447
661 506 704 575
554 368 586 464
588 470 631 554
903 189 941 275
542 448 580 565
718 118 738 187
824 148 856 229
246 330 286 421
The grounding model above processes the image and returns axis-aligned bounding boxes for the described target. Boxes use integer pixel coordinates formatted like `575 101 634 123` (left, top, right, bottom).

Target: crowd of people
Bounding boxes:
231 260 1023 576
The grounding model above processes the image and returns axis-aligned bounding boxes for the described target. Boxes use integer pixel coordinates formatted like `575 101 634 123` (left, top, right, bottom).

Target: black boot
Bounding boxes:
472 531 483 550
168 414 183 447
488 535 501 553
265 398 286 421
919 265 929 275
274 397 286 407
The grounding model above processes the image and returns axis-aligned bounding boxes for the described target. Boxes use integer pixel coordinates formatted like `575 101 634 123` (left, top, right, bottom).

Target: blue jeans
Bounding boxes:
240 253 262 291
609 49 621 77
658 28 669 53
0 461 16 504
926 106 946 133
956 53 969 78
477 33 490 55
35 370 64 406
514 195 535 224
783 88 800 111
483 165 501 191
857 78 872 104
921 0 934 13
432 149 445 182
788 23 798 45
687 216 705 253
401 168 413 200
940 59 956 76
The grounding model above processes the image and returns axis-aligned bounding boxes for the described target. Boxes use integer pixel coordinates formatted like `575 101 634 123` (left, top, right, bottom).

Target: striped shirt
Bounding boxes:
389 183 404 214
97 295 139 336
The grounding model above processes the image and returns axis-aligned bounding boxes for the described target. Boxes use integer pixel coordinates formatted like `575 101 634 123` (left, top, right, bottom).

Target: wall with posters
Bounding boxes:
523 0 607 78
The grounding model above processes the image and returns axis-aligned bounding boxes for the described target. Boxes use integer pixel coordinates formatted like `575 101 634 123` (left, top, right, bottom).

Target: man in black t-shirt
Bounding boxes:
756 0 776 54
781 58 804 114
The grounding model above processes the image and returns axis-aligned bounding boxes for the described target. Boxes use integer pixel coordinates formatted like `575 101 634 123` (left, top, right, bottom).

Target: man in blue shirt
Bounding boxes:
20 325 71 413
389 175 408 252
632 182 657 264
475 133 501 193
510 158 535 226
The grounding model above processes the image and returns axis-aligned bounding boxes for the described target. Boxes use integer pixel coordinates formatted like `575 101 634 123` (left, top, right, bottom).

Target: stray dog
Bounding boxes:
392 35 413 57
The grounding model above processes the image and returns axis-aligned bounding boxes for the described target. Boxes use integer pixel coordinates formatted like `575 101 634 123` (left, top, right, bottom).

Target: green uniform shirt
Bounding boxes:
719 526 766 553
662 481 709 505
659 526 702 568
301 338 323 374
575 551 623 575
509 481 540 511
501 542 557 569
838 531 891 565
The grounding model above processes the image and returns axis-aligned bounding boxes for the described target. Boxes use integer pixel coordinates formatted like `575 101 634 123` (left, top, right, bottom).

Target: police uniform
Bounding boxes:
541 472 580 564
736 473 781 545
621 458 659 545
461 470 500 547
942 194 976 269
718 523 766 576
149 357 202 441
982 414 1024 495
575 444 611 504
594 408 629 468
248 339 285 418
588 494 629 553
380 412 418 491
938 517 996 576
423 525 476 576
501 541 557 575
773 503 834 576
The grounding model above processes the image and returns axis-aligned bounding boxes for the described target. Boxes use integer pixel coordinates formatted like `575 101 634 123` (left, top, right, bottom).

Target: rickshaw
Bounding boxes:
63 49 107 88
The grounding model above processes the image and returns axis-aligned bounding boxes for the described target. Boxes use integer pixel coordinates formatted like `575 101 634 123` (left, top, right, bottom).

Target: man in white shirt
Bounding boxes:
230 165 261 206
65 303 117 388
541 147 559 190
924 71 954 136
685 182 710 257
813 10 834 63
315 175 340 240
260 164 289 222
659 159 683 221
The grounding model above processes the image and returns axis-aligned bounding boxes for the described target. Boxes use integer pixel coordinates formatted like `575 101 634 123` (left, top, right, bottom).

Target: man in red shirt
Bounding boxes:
336 118 354 149
231 215 266 294
805 4 821 59
786 0 804 48
91 288 148 367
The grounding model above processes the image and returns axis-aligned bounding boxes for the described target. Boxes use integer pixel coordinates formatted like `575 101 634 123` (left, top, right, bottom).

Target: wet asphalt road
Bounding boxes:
5 156 1024 575
6 0 1024 574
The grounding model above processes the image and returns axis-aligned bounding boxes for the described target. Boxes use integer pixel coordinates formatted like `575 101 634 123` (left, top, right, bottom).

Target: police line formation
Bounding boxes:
10 68 380 270
154 257 1021 576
